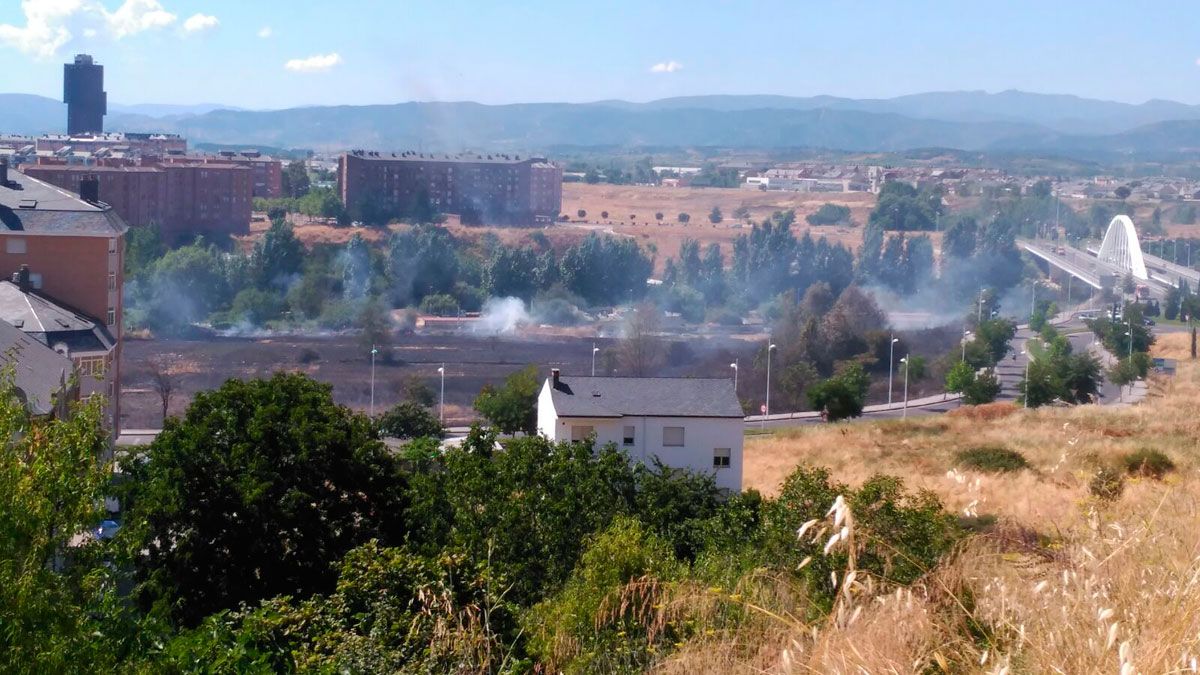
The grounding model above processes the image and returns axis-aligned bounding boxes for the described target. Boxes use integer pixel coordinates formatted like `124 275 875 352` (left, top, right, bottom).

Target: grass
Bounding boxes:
954 446 1030 473
682 332 1200 673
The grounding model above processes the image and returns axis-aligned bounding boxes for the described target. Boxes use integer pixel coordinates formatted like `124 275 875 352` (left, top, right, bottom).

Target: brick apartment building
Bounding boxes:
35 132 188 156
161 150 283 198
0 162 126 431
22 161 253 242
338 150 563 224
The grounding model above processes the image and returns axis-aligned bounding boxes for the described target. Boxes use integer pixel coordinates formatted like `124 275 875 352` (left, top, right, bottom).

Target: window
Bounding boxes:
28 273 42 289
663 426 685 447
108 237 117 254
623 425 635 446
713 448 732 469
570 425 594 442
105 308 115 326
77 356 105 378
107 272 116 290
5 238 26 254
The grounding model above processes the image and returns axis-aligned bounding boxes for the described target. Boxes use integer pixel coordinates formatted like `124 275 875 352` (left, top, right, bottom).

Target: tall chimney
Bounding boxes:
78 175 99 203
0 158 8 186
551 368 560 387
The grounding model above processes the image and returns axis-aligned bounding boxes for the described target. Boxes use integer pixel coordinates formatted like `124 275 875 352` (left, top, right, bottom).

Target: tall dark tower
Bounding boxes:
63 54 107 135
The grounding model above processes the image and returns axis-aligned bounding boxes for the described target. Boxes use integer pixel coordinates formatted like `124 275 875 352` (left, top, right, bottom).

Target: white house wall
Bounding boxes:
536 382 743 492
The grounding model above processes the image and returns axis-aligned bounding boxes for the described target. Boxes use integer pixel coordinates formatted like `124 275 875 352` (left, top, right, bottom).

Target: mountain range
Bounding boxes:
1 90 1197 161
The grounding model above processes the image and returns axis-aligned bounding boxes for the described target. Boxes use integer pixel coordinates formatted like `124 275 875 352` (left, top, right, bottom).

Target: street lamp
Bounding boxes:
961 329 971 362
1030 280 1039 321
1020 349 1030 409
899 355 910 418
765 345 776 407
730 360 738 392
369 345 378 417
591 343 599 376
887 335 900 405
977 288 986 324
437 364 445 423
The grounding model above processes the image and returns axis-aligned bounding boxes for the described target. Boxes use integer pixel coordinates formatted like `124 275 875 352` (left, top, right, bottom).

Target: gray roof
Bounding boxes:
546 375 743 419
346 150 548 165
0 279 114 354
0 170 128 237
0 319 72 416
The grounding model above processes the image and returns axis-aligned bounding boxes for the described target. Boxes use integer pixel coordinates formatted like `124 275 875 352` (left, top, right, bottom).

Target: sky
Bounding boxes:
2 0 1199 109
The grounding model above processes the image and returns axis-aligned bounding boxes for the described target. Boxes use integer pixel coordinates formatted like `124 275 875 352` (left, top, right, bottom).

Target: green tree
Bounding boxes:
252 219 304 287
473 365 540 434
962 370 1001 405
805 203 851 226
708 206 723 224
124 224 164 280
122 373 410 627
377 401 444 439
281 160 311 199
807 362 869 421
677 212 690 223
0 394 120 673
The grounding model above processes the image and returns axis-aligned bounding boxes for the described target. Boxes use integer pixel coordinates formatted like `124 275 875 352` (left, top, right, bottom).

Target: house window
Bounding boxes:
623 425 635 446
77 356 105 378
663 426 685 447
570 425 594 442
28 273 42 289
108 238 117 254
5 237 26 254
713 448 732 469
105 307 115 325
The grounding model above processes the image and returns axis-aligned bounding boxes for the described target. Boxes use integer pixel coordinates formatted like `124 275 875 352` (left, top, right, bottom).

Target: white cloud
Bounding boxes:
649 60 683 74
0 0 177 59
106 0 176 38
285 52 342 73
182 12 217 34
257 25 272 39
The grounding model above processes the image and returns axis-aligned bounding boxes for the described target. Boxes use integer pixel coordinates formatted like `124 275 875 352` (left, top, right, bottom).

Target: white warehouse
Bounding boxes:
536 369 744 492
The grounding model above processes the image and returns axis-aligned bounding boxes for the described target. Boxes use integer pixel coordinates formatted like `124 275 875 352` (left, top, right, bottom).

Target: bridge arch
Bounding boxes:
1097 215 1148 280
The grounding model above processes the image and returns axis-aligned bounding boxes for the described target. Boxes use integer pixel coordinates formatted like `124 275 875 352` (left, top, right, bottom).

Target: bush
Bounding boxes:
805 203 851 226
677 212 690 223
1089 466 1125 501
420 293 460 316
954 446 1029 473
377 401 444 439
1122 448 1175 479
576 209 586 218
297 348 320 364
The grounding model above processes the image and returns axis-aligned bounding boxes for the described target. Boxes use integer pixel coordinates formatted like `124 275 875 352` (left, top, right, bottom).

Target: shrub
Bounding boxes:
1089 466 1125 501
420 293 460 316
576 209 586 218
296 348 320 364
954 446 1029 473
1122 448 1175 479
677 212 690 223
377 401 443 439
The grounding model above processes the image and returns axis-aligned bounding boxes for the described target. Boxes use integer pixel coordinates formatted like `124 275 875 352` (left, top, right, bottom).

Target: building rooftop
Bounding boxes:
0 168 128 237
546 374 743 419
0 318 73 416
346 150 547 165
0 270 115 354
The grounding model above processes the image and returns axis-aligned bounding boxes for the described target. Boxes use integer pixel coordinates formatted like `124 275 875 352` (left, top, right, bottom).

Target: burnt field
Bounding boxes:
119 330 764 430
119 321 960 430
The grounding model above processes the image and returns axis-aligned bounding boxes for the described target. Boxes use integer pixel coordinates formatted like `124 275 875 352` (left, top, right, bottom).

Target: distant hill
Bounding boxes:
2 90 1200 161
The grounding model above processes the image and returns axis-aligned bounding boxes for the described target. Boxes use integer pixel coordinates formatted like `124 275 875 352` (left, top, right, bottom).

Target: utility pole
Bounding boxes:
369 345 378 417
888 335 899 405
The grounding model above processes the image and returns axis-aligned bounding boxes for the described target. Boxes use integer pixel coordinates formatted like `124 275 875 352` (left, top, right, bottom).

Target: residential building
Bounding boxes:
536 369 744 492
0 162 127 431
35 132 188 157
0 266 117 417
0 318 76 418
64 54 106 135
22 161 252 240
339 150 563 224
162 151 283 198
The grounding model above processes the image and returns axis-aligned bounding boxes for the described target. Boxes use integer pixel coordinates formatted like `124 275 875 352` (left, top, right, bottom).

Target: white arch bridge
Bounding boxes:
1021 215 1200 298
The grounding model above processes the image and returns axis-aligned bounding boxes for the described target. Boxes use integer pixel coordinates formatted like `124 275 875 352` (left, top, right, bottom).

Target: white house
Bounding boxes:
536 369 744 492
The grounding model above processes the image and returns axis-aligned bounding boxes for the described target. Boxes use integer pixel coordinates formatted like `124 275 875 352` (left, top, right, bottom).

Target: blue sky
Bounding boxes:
2 0 1199 109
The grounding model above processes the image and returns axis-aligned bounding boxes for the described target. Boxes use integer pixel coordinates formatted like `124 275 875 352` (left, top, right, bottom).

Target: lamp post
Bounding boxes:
977 288 985 324
961 329 971 362
1020 349 1030 409
887 335 899 405
899 355 910 418
764 343 776 429
1030 280 1038 322
591 343 599 376
437 364 445 423
369 345 378 417
730 360 738 392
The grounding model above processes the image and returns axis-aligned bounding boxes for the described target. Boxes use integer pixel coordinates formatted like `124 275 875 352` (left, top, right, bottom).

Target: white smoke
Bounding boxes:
475 297 532 334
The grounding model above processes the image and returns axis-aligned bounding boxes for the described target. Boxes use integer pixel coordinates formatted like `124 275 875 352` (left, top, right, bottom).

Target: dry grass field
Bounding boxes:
667 332 1200 672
